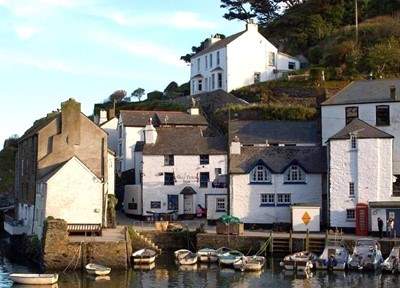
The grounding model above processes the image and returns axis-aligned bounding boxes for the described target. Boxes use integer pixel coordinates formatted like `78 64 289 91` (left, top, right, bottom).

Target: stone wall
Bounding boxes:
141 231 197 251
42 219 129 271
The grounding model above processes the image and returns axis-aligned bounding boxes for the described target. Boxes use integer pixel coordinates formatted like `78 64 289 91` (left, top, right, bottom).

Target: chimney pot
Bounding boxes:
230 136 241 155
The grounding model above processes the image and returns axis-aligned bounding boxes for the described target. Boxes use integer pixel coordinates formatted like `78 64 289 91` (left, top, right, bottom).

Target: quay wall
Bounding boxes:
42 220 130 271
140 231 197 251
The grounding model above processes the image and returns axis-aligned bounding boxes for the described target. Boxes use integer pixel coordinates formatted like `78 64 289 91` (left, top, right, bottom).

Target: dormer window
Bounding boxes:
250 165 271 183
285 165 305 183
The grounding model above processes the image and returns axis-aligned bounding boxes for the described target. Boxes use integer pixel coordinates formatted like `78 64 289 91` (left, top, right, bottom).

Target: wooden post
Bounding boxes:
289 230 293 254
306 229 309 251
270 231 273 254
325 230 328 246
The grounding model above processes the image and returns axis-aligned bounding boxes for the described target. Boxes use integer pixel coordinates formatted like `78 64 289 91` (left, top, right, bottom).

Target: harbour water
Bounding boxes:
2 254 400 288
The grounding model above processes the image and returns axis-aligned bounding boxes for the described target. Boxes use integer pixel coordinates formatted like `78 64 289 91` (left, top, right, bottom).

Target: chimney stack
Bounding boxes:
98 109 108 125
390 85 398 101
61 98 81 145
144 117 157 144
230 136 241 155
246 19 258 33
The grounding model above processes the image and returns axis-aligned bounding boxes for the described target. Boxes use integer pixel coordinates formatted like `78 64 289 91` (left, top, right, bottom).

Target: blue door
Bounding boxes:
387 209 400 235
168 195 178 211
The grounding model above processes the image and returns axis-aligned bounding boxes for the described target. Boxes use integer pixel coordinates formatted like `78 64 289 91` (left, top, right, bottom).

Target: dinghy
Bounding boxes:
132 248 157 264
216 247 231 257
218 250 244 266
381 245 400 273
85 263 111 276
316 245 349 270
280 251 317 271
177 251 198 265
133 262 156 271
174 249 191 259
197 248 218 263
347 238 383 271
233 255 266 272
9 273 59 285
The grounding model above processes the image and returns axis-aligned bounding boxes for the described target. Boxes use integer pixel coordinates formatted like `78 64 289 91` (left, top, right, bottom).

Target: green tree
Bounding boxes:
147 90 164 101
180 34 226 63
367 37 400 77
131 88 145 102
109 90 127 103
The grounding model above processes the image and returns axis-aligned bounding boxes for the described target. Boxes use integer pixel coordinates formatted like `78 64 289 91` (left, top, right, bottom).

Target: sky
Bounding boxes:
0 0 243 148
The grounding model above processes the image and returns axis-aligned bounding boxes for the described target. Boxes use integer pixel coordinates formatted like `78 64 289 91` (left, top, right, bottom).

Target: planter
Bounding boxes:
154 221 169 232
216 222 244 235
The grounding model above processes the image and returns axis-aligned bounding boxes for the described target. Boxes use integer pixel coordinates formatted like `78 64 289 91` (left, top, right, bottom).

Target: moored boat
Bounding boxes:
197 248 218 263
218 250 244 266
85 263 111 276
174 249 191 259
316 245 349 271
177 251 198 265
280 251 317 272
134 262 156 271
233 255 266 272
347 238 383 271
132 248 157 264
9 273 59 285
381 246 400 273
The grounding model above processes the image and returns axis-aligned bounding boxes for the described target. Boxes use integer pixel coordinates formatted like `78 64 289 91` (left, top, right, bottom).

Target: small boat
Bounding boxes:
347 238 383 271
85 263 111 276
133 262 156 271
174 249 191 259
216 247 232 257
177 251 198 265
197 248 218 263
218 250 244 266
9 273 59 285
132 248 157 264
316 245 349 270
233 255 266 272
280 251 317 271
381 246 400 273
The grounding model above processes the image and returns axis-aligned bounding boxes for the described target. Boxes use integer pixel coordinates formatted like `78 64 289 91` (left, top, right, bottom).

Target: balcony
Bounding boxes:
4 215 30 235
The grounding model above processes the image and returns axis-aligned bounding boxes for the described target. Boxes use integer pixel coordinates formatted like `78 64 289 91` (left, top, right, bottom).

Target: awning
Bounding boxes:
180 186 197 195
369 201 400 208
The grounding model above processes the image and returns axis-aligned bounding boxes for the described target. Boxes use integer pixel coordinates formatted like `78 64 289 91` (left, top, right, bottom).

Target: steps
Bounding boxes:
272 237 290 254
308 238 325 254
130 229 162 254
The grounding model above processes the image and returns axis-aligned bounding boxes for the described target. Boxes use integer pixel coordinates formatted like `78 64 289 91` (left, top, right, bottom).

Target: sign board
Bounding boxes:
292 206 320 232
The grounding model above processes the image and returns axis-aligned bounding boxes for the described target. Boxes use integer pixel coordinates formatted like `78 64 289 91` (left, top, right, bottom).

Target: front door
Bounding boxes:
184 195 194 214
167 195 178 211
387 209 400 236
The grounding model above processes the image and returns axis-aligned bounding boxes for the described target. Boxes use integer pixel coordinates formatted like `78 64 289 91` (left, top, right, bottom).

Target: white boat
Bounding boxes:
218 250 244 266
177 251 198 265
9 273 59 285
85 263 111 276
381 245 400 273
174 249 191 259
347 238 383 271
316 245 349 270
280 251 317 272
233 255 266 272
197 248 218 263
216 247 232 257
132 248 157 264
133 262 156 271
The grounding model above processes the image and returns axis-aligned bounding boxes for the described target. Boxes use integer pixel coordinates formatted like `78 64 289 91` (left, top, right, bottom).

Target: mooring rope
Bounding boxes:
62 241 83 273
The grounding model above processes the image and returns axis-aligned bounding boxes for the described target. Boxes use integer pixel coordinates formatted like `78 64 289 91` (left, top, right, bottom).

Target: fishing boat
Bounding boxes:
347 238 383 271
177 251 198 265
280 251 317 271
218 250 244 266
197 248 218 263
233 255 266 272
316 245 349 270
381 246 400 273
174 249 191 259
132 248 157 264
85 263 111 276
9 273 59 285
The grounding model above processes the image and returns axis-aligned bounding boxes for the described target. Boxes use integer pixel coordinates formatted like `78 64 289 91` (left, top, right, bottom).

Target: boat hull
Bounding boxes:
133 256 156 264
9 274 59 285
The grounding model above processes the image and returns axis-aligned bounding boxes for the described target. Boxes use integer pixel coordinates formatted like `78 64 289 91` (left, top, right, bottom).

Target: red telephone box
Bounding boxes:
356 203 369 236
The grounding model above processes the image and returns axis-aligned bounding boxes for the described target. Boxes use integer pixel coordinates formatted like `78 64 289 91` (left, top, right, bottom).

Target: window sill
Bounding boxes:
376 124 390 127
216 210 226 213
164 184 175 186
346 219 356 222
260 204 275 207
249 182 272 185
283 182 306 185
276 204 291 207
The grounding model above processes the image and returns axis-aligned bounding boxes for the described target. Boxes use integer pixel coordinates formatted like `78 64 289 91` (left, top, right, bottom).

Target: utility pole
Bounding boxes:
355 0 359 43
227 107 231 216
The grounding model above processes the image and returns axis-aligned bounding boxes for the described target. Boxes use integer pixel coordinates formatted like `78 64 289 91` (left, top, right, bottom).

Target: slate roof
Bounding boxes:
120 110 208 127
230 120 320 145
329 119 394 140
192 31 246 58
230 146 326 174
322 79 400 106
142 127 226 155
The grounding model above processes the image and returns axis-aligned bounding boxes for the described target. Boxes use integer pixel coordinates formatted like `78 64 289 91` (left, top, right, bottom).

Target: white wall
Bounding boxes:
230 173 322 224
322 102 400 173
124 185 142 215
329 138 397 228
107 151 115 195
277 53 300 74
206 194 228 220
141 154 227 215
101 118 118 154
292 206 320 232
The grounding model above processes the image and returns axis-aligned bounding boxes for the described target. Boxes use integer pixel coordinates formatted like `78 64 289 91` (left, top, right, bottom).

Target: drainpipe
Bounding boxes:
227 108 231 216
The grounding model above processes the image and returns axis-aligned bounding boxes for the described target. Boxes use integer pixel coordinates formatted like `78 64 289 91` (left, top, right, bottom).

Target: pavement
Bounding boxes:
69 226 125 242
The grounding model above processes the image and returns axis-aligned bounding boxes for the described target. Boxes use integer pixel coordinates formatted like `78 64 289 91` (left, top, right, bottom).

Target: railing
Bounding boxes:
67 224 102 235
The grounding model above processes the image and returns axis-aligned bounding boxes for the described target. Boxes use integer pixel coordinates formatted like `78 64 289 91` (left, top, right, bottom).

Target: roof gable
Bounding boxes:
329 119 394 140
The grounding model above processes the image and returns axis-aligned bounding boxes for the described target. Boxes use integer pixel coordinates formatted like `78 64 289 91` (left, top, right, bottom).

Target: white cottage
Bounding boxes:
229 140 325 226
124 121 228 220
190 21 300 95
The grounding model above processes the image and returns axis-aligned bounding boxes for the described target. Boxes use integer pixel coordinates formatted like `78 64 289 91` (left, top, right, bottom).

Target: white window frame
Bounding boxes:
250 165 272 183
205 55 208 69
209 53 213 68
197 58 200 72
198 79 203 92
217 51 220 65
349 182 355 197
277 193 291 205
350 134 357 150
217 73 223 88
260 193 275 205
285 165 305 183
346 209 355 221
268 52 275 66
216 198 226 212
211 74 215 90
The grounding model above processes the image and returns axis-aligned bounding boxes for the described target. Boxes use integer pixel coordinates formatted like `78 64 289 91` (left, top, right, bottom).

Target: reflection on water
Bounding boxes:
1 255 400 287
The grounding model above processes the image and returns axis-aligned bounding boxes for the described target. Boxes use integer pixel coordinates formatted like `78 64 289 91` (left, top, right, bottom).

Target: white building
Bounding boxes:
322 79 400 233
124 121 228 220
190 21 300 95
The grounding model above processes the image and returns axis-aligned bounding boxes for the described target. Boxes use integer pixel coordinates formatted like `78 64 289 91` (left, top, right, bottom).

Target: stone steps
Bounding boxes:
131 229 162 253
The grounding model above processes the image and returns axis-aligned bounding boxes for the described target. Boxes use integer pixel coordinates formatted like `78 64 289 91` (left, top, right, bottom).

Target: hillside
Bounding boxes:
0 139 17 196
